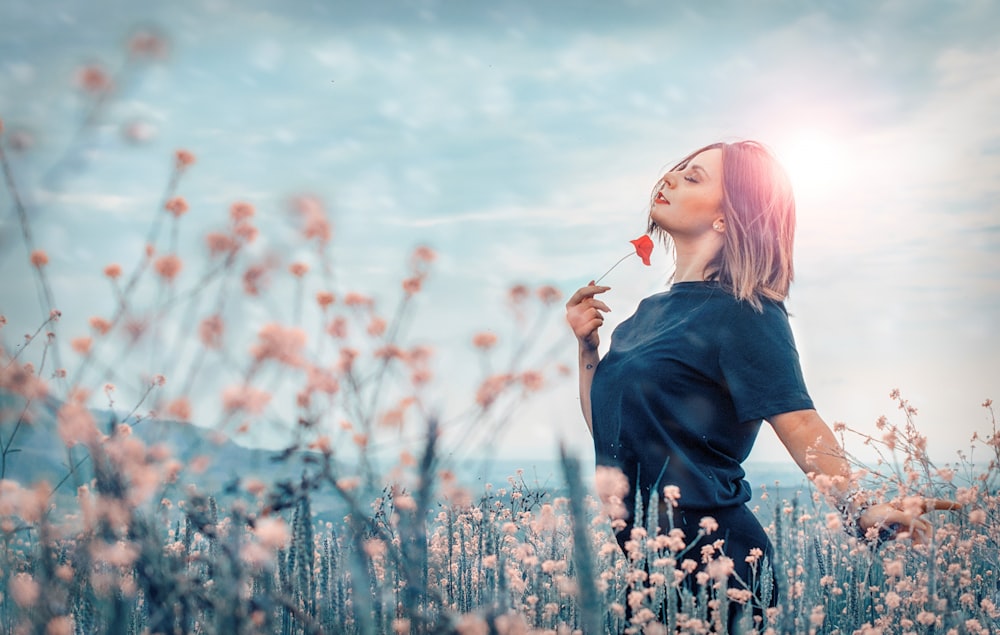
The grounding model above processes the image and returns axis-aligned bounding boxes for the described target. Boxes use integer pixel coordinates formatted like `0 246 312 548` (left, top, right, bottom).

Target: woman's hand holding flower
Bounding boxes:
567 235 650 352
565 281 611 352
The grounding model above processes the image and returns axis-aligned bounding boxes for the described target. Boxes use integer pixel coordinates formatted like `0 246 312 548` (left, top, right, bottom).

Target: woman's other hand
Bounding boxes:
860 498 961 545
566 281 611 352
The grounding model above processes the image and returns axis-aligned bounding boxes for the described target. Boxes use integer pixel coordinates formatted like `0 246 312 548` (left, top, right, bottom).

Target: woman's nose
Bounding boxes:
660 173 676 189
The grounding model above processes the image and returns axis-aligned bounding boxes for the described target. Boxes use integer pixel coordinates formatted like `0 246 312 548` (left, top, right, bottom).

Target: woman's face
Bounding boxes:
649 147 725 238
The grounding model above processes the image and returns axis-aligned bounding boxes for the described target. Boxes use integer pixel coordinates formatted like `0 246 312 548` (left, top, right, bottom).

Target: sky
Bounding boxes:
1 0 998 473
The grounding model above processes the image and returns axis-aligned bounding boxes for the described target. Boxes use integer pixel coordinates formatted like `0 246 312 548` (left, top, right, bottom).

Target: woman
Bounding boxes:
565 140 955 630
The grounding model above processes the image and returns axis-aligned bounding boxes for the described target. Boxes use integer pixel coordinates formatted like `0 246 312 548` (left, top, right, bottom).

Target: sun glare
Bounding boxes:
773 129 850 198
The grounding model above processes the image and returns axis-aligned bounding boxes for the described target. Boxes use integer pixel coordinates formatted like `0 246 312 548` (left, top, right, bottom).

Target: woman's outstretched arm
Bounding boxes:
769 408 959 544
565 282 611 436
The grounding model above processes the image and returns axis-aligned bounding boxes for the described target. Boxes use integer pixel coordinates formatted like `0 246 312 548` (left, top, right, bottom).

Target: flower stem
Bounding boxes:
594 252 634 284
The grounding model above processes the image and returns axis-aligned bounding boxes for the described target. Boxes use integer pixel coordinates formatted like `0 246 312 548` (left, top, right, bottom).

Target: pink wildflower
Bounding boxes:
884 558 904 578
199 314 224 349
244 478 267 497
234 221 258 244
367 316 387 337
9 572 40 607
104 263 122 279
316 291 335 308
254 516 291 549
165 397 192 421
455 614 489 635
969 508 986 525
326 316 348 338
707 555 735 581
305 365 339 395
810 606 826 627
205 232 237 256
128 29 169 59
825 512 843 531
916 611 937 627
344 292 373 307
76 65 111 93
164 196 189 217
475 373 513 408
122 119 156 143
175 149 196 169
71 336 92 355
338 347 358 371
594 465 629 519
30 249 48 267
251 323 306 366
336 476 361 491
519 370 544 392
727 588 754 605
154 254 183 282
289 261 309 277
229 201 254 221
699 516 719 534
308 436 332 455
472 331 498 350
402 276 422 295
536 284 562 305
91 540 139 568
411 245 436 263
243 264 268 295
0 359 49 400
89 316 112 335
221 385 271 415
45 616 74 635
662 484 681 507
508 284 530 304
290 195 332 244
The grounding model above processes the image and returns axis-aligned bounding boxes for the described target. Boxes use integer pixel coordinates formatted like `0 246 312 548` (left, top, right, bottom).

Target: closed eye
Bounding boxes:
684 176 698 183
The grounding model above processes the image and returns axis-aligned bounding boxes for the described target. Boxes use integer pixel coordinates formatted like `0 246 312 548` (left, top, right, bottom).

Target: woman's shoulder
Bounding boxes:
719 294 795 343
640 283 788 321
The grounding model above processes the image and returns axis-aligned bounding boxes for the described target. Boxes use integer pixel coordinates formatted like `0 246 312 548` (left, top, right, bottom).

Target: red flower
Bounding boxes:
594 234 654 284
630 235 654 266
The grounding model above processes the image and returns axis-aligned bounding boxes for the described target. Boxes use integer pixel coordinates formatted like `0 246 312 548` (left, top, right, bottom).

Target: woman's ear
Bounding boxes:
712 217 726 233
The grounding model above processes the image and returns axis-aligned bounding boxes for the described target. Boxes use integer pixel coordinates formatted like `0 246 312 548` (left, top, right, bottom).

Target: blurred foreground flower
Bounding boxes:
594 234 653 284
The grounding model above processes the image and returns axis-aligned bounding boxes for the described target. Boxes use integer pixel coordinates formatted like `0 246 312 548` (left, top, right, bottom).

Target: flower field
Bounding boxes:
2 30 1000 635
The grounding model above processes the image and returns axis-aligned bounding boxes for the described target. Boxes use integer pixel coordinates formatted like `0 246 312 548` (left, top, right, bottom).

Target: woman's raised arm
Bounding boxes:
565 282 611 436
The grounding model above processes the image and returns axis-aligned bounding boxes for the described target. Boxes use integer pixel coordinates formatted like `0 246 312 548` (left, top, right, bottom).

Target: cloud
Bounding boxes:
35 190 142 217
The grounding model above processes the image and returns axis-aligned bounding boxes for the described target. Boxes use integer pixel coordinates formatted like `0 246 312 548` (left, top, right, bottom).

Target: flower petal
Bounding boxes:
630 235 653 266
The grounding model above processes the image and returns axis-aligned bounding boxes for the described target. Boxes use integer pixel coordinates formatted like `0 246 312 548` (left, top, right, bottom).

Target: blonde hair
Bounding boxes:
648 140 797 312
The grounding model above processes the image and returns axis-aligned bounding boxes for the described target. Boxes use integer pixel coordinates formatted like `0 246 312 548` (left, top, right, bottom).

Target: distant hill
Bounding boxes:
0 391 349 518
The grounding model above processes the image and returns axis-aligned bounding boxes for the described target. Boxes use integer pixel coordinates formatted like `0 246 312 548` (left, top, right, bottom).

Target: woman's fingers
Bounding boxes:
926 498 962 512
584 298 611 314
565 284 611 309
565 284 612 349
861 498 961 545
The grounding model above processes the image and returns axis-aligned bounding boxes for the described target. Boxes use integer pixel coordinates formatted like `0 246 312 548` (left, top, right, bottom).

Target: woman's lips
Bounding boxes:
655 192 669 204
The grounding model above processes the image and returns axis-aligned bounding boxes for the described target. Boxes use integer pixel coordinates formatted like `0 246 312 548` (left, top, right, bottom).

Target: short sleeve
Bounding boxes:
718 300 814 422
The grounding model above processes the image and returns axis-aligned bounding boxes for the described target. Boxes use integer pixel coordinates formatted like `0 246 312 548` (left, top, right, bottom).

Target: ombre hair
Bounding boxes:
648 140 797 312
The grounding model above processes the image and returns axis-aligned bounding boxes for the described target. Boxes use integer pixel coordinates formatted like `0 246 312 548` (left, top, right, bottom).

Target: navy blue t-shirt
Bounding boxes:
591 281 813 517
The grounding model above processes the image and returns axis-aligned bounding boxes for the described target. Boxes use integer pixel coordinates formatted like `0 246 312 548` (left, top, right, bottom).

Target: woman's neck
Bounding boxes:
672 234 723 283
